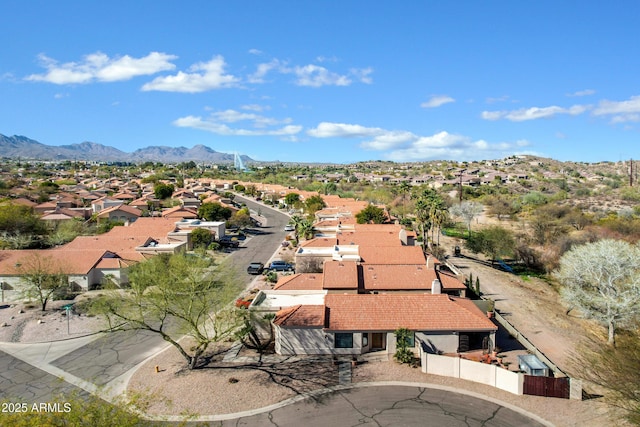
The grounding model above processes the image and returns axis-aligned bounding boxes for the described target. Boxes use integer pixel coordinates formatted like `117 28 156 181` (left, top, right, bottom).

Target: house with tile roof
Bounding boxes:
271 293 497 357
95 204 142 224
0 217 190 300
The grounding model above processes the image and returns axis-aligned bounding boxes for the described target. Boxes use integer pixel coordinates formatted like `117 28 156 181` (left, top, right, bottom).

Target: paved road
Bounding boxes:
226 195 291 282
0 349 90 403
187 385 547 427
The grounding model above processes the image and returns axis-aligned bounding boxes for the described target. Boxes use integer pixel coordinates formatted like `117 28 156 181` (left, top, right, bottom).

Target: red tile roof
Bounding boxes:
360 264 467 292
161 206 199 218
359 245 425 264
322 261 359 289
324 294 496 332
274 273 324 291
273 305 325 328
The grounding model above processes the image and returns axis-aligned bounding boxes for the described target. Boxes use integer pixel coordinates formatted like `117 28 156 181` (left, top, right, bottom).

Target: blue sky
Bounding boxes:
2 1 640 164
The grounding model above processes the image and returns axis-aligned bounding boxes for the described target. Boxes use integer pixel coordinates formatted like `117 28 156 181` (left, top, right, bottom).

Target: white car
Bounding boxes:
284 225 295 231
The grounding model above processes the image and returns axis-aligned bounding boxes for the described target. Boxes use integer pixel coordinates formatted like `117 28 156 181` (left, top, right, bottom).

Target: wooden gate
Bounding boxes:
523 375 570 399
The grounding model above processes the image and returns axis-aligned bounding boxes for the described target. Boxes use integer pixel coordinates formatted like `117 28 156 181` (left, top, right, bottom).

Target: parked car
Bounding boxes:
267 260 295 272
284 225 295 231
247 262 265 275
219 237 239 248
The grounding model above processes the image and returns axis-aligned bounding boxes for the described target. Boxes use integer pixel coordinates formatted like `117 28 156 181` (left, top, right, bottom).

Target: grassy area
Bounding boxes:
441 226 470 239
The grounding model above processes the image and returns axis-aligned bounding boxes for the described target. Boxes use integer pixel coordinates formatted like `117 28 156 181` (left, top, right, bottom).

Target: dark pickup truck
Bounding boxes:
267 260 295 272
247 262 265 275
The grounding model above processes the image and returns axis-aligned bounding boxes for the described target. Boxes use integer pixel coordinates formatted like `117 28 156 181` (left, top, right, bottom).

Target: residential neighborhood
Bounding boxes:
0 156 636 426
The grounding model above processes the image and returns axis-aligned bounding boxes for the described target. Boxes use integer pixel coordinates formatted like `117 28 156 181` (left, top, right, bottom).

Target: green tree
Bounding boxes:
228 207 253 229
397 181 412 219
412 188 447 247
0 204 46 236
394 327 414 364
154 182 175 200
356 204 386 224
20 254 69 311
577 334 640 424
288 214 308 242
284 192 301 206
465 226 515 264
89 253 243 369
556 239 640 346
190 228 213 249
198 202 232 221
304 194 326 215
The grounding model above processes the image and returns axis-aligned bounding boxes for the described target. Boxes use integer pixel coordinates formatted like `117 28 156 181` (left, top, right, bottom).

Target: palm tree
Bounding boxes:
298 219 315 240
288 215 306 242
398 181 412 219
412 188 447 251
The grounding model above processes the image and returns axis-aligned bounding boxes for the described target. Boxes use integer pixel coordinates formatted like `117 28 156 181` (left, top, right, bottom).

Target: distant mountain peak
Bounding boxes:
0 133 252 163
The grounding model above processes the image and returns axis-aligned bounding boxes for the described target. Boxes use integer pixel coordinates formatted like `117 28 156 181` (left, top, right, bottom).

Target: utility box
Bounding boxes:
518 354 549 376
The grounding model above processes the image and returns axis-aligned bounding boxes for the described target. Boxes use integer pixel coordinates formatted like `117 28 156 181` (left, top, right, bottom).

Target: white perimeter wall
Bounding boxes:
421 352 524 395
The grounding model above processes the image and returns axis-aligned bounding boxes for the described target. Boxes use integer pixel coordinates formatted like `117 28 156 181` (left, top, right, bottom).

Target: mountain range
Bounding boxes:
0 134 254 164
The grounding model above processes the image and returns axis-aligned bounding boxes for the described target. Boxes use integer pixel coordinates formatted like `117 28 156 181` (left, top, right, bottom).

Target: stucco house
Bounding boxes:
271 293 497 356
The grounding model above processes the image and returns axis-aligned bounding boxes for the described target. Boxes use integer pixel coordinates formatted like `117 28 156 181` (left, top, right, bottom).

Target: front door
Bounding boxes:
371 333 386 350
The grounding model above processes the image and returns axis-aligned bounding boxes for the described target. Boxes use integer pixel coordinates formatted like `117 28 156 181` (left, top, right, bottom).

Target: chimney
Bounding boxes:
426 256 432 269
431 279 441 294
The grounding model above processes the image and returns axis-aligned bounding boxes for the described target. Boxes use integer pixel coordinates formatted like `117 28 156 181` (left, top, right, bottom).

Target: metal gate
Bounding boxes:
523 375 570 399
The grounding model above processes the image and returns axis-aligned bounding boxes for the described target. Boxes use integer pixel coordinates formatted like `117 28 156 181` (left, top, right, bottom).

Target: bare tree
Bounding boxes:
555 239 640 346
295 256 324 273
449 200 484 238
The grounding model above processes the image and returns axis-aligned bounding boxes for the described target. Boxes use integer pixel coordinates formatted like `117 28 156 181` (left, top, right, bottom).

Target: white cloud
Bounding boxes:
481 104 589 121
142 56 238 93
248 49 263 55
486 95 510 104
26 52 177 84
592 96 640 123
241 104 270 112
421 95 455 108
316 55 338 63
385 131 517 162
308 122 414 150
247 59 283 83
349 67 373 84
250 59 372 87
567 89 595 97
173 110 301 136
307 122 386 138
610 114 640 124
290 64 351 87
361 131 417 150
308 121 522 161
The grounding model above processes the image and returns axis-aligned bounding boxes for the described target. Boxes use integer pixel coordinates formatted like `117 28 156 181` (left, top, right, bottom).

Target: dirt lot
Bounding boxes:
440 215 605 378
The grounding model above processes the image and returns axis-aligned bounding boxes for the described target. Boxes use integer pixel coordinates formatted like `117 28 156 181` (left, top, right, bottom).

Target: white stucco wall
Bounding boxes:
421 353 524 395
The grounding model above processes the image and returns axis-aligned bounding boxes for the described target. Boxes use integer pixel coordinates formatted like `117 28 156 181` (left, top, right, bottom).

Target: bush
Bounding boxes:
394 347 414 364
265 271 278 283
